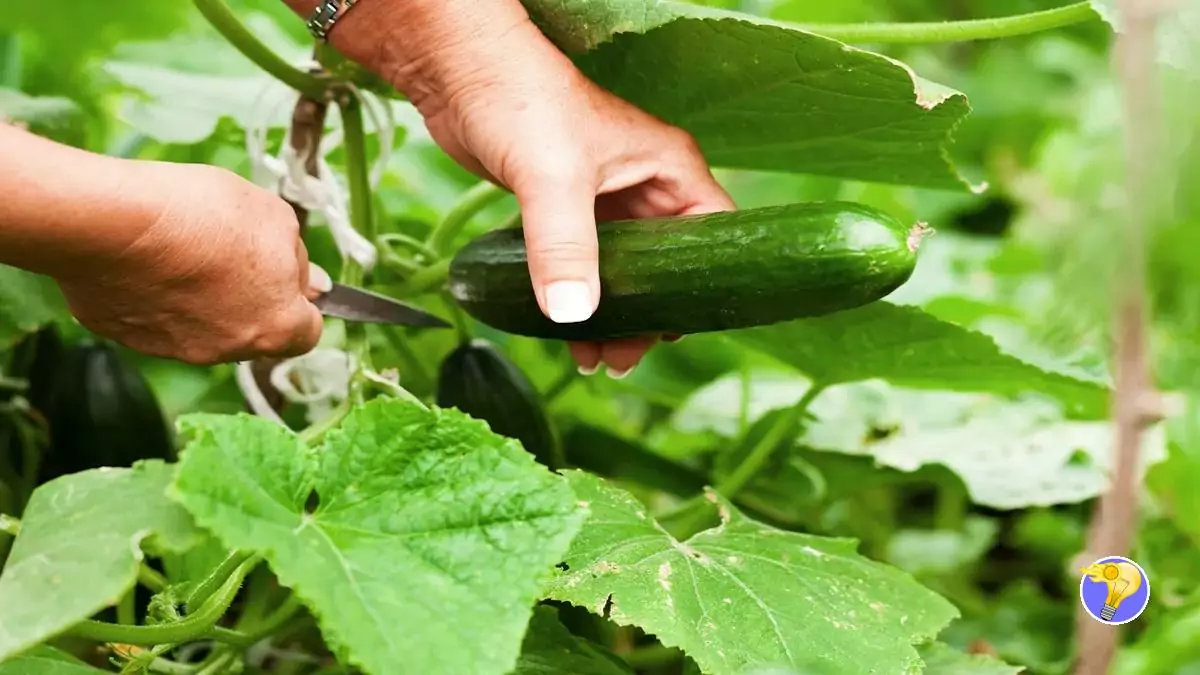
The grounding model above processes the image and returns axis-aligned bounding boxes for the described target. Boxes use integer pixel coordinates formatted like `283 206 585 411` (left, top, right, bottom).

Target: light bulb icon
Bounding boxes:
1080 560 1144 621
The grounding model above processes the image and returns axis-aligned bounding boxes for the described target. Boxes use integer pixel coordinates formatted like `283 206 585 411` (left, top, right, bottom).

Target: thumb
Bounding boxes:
516 176 600 324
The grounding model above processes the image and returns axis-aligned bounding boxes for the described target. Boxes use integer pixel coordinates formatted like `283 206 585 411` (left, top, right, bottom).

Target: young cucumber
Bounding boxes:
448 201 927 341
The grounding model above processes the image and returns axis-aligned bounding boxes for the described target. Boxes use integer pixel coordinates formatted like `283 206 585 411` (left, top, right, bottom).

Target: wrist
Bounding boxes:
0 126 161 280
285 0 561 113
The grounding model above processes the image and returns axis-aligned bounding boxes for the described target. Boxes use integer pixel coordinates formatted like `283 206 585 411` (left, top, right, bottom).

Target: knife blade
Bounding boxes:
312 283 452 328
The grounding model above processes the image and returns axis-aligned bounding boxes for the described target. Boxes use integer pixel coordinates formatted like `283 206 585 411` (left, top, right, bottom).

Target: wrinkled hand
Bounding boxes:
410 19 736 376
56 162 329 365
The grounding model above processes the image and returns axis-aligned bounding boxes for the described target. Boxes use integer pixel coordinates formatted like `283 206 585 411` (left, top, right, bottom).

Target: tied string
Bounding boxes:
236 64 396 423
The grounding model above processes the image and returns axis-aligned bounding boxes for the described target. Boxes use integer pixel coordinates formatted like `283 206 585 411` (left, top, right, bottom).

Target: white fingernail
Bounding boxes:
607 365 635 380
577 363 598 376
309 263 333 293
544 281 594 324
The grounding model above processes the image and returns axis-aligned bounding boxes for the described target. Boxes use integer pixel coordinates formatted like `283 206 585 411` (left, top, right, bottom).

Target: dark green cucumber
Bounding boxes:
436 339 562 469
448 201 925 341
38 339 175 481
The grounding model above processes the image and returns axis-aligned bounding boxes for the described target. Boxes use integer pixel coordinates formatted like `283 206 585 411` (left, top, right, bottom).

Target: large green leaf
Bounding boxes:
543 471 958 675
0 461 203 661
171 398 585 675
729 303 1109 418
514 607 634 675
0 265 67 350
520 1 973 189
0 646 108 675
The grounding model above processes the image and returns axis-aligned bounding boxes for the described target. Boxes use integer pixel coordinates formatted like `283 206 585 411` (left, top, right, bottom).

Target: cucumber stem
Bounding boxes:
427 182 508 256
186 550 256 610
0 513 18 536
70 556 258 647
192 0 329 99
338 93 376 380
798 2 1100 44
907 222 935 253
397 257 452 297
716 383 826 499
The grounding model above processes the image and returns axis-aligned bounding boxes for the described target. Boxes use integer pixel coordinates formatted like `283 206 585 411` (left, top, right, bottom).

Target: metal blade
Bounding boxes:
313 283 452 328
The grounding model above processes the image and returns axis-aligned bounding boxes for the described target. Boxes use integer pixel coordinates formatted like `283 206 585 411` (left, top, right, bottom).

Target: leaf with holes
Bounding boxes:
543 471 958 675
170 398 585 675
0 461 203 661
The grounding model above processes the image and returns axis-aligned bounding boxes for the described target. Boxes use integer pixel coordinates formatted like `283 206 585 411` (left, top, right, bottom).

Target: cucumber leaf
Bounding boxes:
542 471 958 675
0 265 68 350
0 646 108 675
0 461 203 662
514 607 634 675
171 398 585 675
729 303 1109 418
521 1 975 190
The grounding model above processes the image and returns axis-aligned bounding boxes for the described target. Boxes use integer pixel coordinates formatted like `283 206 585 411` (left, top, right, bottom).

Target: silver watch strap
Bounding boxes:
306 0 360 42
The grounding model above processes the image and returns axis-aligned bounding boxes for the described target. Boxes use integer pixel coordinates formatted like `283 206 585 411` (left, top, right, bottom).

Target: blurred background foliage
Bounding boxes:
3 0 1199 673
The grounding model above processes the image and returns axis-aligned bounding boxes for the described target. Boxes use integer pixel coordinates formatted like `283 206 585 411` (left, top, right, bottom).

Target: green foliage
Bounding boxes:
545 471 958 675
0 461 201 661
171 399 585 675
0 646 107 675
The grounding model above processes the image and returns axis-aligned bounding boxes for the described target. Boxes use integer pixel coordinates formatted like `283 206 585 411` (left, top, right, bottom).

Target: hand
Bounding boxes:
407 20 736 376
55 162 329 365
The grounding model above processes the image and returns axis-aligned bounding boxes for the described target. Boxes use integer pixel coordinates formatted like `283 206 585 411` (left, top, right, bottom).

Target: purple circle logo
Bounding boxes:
1079 556 1150 625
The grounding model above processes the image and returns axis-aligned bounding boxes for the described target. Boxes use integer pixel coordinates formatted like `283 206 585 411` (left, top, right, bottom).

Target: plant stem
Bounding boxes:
187 551 255 610
1073 0 1162 673
138 565 168 593
0 513 18 536
427 182 507 255
716 384 826 499
542 361 578 404
192 0 329 98
71 556 258 647
338 92 376 381
117 590 136 625
378 327 433 393
246 594 306 643
338 95 375 243
397 258 451 297
797 2 1099 44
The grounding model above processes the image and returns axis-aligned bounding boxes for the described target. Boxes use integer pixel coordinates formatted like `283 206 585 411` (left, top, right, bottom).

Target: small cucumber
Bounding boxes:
448 201 926 341
39 339 175 481
436 339 562 469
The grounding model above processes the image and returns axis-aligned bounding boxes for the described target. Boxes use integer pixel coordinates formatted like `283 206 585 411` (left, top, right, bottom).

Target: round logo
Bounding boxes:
1079 556 1150 625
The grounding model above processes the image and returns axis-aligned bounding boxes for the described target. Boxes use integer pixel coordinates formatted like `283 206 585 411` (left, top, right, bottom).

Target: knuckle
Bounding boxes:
531 238 596 265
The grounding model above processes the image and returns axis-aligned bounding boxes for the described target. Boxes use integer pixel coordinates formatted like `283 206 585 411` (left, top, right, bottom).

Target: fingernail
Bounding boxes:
309 262 333 293
544 281 594 324
607 365 635 380
577 363 599 376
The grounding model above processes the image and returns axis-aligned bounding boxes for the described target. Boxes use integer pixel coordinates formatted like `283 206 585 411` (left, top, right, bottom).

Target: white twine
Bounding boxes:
236 62 399 423
243 64 397 273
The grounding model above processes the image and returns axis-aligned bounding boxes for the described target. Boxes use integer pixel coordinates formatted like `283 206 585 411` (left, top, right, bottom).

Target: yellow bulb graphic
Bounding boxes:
1080 561 1143 621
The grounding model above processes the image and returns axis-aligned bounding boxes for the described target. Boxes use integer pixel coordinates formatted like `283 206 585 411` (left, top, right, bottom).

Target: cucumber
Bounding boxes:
436 339 562 469
38 339 175 481
448 202 925 341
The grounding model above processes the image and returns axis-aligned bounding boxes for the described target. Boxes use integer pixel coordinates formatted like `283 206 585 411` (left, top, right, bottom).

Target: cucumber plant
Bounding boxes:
1 1 1193 675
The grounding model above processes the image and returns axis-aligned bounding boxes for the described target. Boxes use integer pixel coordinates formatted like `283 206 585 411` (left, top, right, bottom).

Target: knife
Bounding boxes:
312 283 452 328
